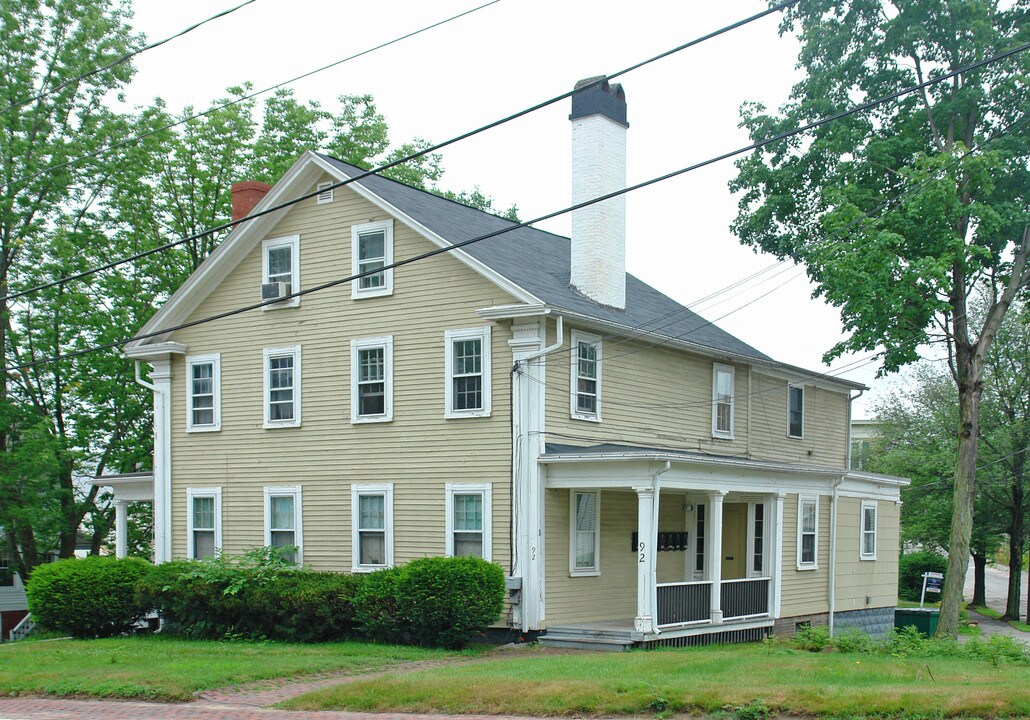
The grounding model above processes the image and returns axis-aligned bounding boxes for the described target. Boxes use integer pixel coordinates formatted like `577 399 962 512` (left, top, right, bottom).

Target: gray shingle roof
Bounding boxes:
320 154 769 361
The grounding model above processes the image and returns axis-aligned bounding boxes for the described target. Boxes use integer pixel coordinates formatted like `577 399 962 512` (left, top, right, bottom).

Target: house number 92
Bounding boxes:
638 541 645 563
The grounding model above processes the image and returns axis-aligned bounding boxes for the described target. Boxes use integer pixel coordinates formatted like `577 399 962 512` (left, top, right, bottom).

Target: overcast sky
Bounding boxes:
120 0 903 416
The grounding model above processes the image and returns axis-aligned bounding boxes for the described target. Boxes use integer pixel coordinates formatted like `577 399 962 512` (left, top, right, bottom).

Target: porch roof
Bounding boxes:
541 443 908 491
92 472 155 502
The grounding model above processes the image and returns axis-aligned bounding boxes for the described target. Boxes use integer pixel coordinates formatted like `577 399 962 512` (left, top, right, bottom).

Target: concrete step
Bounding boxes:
538 633 633 651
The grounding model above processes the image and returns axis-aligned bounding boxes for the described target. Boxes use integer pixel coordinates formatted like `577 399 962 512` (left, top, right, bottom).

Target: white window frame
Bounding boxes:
860 500 878 560
263 485 302 565
185 353 221 432
351 483 394 571
444 326 492 419
186 487 222 560
569 490 600 576
262 235 300 309
263 345 301 428
797 495 819 570
787 384 805 439
445 483 492 561
712 363 735 439
316 181 334 204
747 501 768 578
351 219 394 299
570 330 602 422
350 336 394 423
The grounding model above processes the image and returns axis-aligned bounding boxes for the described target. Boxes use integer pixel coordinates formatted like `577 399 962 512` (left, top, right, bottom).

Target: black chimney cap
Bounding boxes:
570 76 628 128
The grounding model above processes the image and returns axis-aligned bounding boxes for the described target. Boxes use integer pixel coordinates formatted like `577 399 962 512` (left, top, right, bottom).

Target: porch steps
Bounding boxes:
9 613 36 642
538 624 638 652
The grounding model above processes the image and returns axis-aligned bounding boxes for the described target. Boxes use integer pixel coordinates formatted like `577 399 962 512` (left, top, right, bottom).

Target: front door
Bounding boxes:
721 503 747 579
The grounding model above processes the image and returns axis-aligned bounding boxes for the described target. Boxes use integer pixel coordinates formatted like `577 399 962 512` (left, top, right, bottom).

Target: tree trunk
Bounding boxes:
936 377 981 637
1004 498 1024 619
970 552 987 608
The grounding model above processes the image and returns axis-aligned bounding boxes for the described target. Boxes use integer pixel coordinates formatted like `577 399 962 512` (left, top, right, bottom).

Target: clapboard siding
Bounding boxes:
779 494 831 616
544 327 849 468
167 177 516 570
833 498 900 611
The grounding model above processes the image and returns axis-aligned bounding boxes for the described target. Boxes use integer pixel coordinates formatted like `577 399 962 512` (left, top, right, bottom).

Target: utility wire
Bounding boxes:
0 0 502 192
0 0 258 116
6 40 1027 374
0 0 799 303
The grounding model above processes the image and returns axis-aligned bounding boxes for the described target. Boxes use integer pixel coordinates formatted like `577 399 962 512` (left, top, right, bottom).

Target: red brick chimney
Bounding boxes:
231 181 272 222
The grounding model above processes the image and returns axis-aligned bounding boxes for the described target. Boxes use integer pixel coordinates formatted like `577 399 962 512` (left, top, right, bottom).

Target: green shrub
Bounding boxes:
249 571 365 642
790 624 832 652
898 550 948 600
354 566 406 643
27 556 152 638
832 627 875 653
396 556 505 648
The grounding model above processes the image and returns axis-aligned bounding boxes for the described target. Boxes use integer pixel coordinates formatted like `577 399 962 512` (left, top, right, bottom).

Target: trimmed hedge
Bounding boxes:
396 556 505 648
353 566 405 644
26 556 152 638
899 550 948 600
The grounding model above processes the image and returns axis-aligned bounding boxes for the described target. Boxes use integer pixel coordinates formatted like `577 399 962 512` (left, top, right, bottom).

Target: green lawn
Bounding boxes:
0 635 458 701
283 643 1030 719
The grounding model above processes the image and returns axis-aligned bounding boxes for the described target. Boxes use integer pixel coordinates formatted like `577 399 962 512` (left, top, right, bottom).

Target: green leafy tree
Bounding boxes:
731 0 1029 636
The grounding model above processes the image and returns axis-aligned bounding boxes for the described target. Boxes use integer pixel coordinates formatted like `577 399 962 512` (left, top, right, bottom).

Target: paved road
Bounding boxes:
963 560 1028 618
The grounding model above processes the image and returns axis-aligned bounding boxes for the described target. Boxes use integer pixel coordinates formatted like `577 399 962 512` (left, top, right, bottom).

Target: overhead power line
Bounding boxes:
0 0 503 192
6 39 1028 374
0 0 800 302
0 0 258 116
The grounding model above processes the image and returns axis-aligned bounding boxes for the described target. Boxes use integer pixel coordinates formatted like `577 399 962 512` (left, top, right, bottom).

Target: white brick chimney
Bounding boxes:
570 76 628 310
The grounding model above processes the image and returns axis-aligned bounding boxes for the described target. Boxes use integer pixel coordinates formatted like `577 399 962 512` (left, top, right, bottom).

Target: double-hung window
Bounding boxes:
445 327 491 418
352 484 394 570
712 363 735 439
264 486 302 564
186 354 221 432
351 220 393 298
262 235 300 307
263 346 301 428
861 501 877 560
570 331 601 421
569 490 600 575
187 487 222 559
446 483 492 560
788 385 804 438
797 495 818 569
350 336 393 423
752 502 765 575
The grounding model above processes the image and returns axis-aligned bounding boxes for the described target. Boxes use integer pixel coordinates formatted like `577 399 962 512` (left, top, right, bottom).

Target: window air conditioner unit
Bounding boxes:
261 282 289 301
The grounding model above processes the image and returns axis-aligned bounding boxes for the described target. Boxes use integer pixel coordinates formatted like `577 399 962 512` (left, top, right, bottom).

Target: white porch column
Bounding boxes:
114 500 129 558
151 358 173 564
770 492 785 619
634 485 658 633
708 490 726 624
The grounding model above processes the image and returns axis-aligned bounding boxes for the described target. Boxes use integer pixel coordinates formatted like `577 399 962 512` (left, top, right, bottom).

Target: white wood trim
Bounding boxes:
797 494 819 570
444 326 492 419
315 181 334 204
351 483 394 571
350 335 394 423
860 500 878 560
263 345 302 428
263 485 303 565
185 353 221 432
771 493 784 618
711 363 735 440
261 234 300 309
568 490 600 576
186 487 222 559
569 330 602 422
350 219 394 299
787 384 805 439
444 482 492 562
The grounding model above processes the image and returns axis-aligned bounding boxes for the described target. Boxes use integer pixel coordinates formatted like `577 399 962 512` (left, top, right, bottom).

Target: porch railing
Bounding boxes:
656 581 712 627
720 578 771 620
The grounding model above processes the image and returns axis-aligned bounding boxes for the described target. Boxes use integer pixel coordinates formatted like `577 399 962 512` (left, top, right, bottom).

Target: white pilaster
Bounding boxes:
151 358 173 564
771 492 785 619
114 500 129 558
509 319 547 631
708 491 726 624
634 485 658 633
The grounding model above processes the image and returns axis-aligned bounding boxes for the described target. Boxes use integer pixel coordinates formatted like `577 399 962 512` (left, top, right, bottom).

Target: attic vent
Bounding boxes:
316 182 334 204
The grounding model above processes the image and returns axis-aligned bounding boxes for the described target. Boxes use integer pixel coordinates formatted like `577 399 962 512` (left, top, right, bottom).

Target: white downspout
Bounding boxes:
845 389 864 469
134 361 156 392
650 461 671 634
828 477 844 636
522 315 563 363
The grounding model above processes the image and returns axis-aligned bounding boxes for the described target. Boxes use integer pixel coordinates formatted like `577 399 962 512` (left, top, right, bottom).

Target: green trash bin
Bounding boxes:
894 608 939 636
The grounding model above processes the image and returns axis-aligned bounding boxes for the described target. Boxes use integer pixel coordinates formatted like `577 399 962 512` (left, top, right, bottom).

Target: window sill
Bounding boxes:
786 434 804 440
186 425 221 433
569 568 600 577
445 410 491 420
571 413 602 423
351 415 393 424
796 564 818 571
264 420 301 429
351 287 393 300
860 555 877 562
352 564 391 573
261 299 300 311
711 433 735 441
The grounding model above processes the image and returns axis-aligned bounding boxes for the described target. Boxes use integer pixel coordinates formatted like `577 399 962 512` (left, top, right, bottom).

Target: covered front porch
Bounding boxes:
538 445 797 649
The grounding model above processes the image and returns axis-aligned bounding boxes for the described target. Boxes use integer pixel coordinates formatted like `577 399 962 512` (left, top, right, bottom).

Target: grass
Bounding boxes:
970 606 1030 632
282 642 1030 719
0 634 459 701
